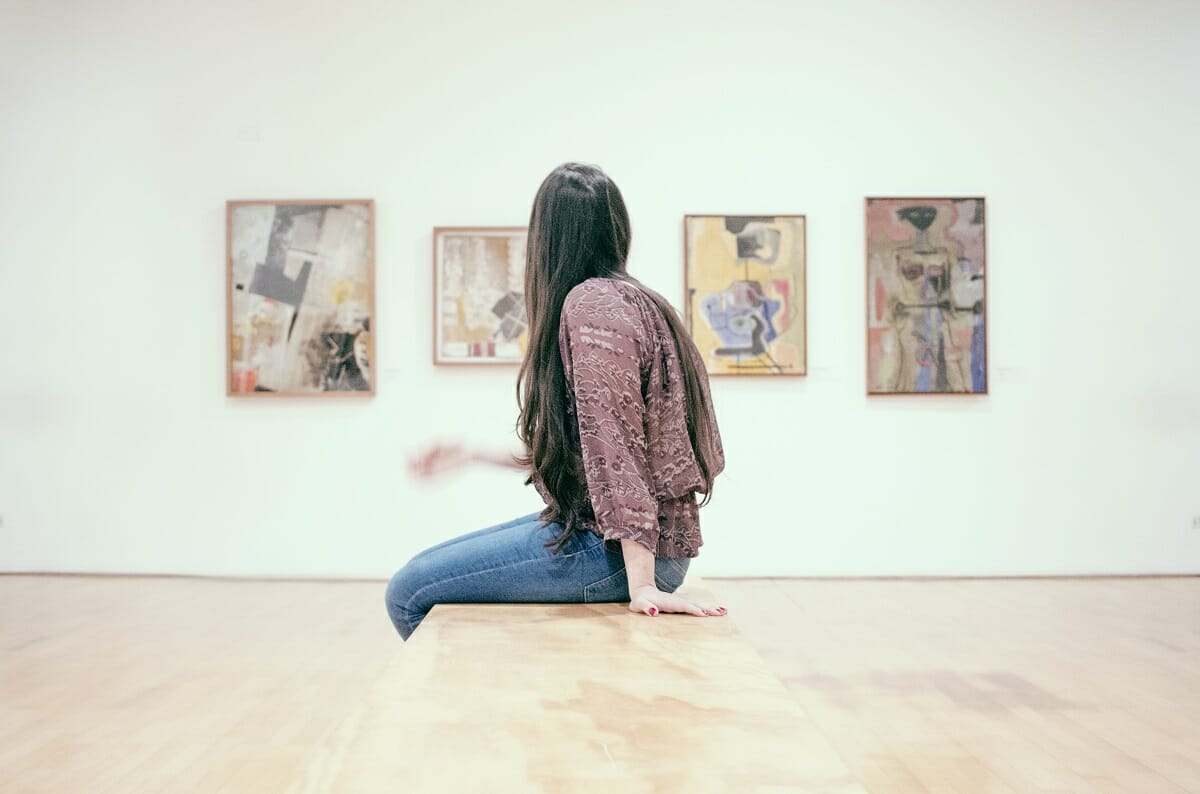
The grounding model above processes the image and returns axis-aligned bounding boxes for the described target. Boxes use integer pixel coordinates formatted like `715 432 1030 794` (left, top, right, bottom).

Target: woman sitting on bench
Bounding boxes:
386 163 727 641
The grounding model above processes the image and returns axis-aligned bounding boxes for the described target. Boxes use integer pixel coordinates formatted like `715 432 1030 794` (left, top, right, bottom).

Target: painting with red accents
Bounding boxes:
433 227 528 365
866 198 987 395
227 200 375 397
684 215 807 377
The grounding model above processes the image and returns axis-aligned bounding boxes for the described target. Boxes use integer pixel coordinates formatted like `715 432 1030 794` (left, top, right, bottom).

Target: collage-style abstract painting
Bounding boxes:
227 200 374 395
434 227 528 364
866 198 986 394
685 215 806 376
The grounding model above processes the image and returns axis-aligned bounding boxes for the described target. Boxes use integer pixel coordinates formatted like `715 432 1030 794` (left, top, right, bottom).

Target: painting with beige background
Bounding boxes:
684 215 806 376
434 227 528 364
227 200 374 396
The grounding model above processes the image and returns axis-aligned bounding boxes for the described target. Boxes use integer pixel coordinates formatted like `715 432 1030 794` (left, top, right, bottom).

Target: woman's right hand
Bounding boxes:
629 585 727 618
408 443 474 480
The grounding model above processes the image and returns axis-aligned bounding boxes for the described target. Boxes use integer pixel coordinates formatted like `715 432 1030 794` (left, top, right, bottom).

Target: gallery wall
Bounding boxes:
2 0 1198 578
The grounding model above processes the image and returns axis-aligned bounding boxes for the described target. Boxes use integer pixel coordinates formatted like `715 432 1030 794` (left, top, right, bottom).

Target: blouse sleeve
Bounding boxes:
561 284 660 553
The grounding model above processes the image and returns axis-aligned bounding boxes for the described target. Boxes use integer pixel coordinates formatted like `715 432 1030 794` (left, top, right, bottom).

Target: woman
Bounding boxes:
385 163 726 641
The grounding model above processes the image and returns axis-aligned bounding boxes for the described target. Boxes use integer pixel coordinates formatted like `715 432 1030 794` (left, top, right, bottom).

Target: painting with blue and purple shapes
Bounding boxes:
700 281 782 359
685 215 807 376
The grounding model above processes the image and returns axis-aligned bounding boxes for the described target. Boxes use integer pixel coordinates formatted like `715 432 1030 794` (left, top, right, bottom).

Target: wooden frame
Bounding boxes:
683 214 808 377
864 196 988 396
226 199 376 397
432 226 528 366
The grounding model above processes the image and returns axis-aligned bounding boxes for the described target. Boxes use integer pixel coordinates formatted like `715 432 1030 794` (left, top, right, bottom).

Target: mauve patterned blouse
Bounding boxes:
532 277 724 558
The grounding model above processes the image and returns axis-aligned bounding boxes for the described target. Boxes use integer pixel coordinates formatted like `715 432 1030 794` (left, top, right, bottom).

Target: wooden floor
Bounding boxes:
718 578 1200 793
2 575 1198 792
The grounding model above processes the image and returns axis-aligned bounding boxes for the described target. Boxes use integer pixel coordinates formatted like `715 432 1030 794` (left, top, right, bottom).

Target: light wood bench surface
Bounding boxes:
295 580 863 793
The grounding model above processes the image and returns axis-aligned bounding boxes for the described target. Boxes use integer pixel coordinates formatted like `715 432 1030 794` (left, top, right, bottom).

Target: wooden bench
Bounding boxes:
294 580 863 792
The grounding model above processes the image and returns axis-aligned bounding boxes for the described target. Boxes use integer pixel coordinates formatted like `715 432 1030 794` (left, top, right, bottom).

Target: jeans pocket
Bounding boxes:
657 557 689 592
583 568 628 604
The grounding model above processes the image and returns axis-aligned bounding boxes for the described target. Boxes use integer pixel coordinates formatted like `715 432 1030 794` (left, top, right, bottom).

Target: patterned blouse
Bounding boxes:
532 277 725 558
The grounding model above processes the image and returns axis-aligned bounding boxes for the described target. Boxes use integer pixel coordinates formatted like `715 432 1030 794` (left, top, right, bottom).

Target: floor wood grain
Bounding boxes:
714 577 1200 793
2 575 1197 792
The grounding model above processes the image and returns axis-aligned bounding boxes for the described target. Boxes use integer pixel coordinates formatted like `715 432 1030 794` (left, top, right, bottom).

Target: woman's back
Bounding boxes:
537 276 723 558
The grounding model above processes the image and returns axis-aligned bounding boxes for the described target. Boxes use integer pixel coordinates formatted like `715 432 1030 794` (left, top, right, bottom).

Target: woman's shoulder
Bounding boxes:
563 277 644 321
561 278 651 369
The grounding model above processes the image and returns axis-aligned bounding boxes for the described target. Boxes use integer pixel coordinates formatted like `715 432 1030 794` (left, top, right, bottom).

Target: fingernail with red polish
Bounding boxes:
648 607 658 616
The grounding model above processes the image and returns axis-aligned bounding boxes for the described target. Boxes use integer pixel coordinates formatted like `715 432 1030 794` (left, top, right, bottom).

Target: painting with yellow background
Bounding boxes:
684 215 806 376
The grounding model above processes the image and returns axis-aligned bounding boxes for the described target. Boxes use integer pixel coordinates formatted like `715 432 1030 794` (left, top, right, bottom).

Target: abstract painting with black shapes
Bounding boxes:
434 227 528 365
228 200 374 395
684 215 807 376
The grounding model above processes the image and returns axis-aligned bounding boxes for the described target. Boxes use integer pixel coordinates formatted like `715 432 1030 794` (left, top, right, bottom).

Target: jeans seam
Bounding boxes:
409 511 546 564
403 541 599 619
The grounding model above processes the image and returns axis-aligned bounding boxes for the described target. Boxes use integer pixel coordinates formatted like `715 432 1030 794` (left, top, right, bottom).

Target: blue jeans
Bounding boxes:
385 511 690 640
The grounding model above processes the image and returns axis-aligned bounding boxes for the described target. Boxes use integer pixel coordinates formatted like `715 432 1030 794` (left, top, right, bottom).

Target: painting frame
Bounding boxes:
864 196 988 397
432 226 529 366
683 214 808 378
225 198 376 398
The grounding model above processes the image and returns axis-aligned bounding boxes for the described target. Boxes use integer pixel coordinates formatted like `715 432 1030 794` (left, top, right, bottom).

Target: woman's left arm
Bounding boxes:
408 443 525 479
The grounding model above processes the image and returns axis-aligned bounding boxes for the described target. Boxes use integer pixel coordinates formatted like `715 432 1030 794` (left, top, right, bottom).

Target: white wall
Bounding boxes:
2 0 1198 578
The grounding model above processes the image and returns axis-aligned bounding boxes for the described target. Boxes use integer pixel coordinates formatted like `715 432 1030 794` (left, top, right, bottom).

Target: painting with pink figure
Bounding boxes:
866 198 986 395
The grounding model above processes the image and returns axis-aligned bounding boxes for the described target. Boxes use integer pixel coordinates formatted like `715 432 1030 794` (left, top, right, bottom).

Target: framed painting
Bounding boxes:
684 215 806 376
226 200 375 396
865 197 987 395
433 227 528 365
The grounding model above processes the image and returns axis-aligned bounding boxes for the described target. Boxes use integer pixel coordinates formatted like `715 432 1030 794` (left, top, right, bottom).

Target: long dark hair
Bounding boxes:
515 163 719 552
